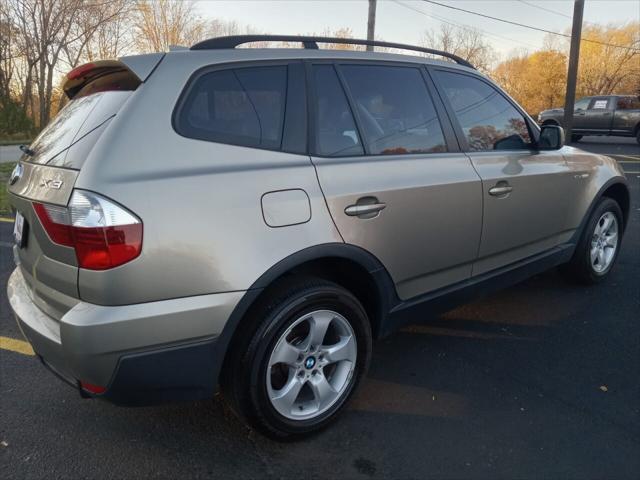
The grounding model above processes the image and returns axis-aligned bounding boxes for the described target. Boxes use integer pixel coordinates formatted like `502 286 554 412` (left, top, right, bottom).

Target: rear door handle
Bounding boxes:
345 202 386 218
488 185 513 196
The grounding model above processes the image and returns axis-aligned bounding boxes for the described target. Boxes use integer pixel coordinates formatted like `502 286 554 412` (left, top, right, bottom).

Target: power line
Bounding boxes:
393 0 540 50
516 0 571 20
516 0 599 26
421 0 640 52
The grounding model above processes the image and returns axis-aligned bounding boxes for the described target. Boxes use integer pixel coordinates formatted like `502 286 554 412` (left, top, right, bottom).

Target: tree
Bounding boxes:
0 95 36 138
134 0 206 52
577 22 640 96
422 24 496 73
5 0 130 127
62 0 133 66
492 49 567 116
491 22 639 116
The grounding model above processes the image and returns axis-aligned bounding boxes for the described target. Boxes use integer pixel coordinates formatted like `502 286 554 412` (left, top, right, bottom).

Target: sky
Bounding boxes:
196 0 640 58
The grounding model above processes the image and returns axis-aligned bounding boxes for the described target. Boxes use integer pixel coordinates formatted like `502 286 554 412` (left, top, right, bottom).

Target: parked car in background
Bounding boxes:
538 95 640 144
7 36 630 439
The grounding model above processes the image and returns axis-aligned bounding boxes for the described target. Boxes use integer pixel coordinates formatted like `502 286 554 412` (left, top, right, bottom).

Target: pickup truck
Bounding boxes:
538 95 640 144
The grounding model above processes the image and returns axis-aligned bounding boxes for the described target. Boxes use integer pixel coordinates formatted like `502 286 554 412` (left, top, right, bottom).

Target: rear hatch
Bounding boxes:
7 60 150 320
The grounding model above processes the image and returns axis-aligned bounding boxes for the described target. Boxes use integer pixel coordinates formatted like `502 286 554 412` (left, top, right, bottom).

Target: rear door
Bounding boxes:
309 62 482 300
612 96 640 135
431 68 575 275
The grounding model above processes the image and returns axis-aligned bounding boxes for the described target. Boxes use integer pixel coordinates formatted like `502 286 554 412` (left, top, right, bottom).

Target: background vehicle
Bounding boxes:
538 95 640 143
6 36 630 439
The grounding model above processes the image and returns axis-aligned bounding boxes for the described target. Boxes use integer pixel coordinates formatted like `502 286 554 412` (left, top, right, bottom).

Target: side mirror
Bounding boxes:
538 125 565 150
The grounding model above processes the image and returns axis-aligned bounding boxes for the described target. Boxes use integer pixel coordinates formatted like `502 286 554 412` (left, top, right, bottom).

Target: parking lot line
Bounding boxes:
0 336 34 356
0 217 15 223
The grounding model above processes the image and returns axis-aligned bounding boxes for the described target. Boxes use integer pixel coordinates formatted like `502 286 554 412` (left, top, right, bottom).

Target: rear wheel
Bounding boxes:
571 134 583 142
221 278 372 439
636 128 640 145
562 197 623 284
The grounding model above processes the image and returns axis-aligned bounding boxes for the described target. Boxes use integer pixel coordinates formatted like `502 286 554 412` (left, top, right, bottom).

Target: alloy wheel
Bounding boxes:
590 211 618 273
266 309 357 421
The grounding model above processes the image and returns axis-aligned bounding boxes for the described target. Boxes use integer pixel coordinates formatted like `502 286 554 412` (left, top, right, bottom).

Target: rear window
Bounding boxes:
340 65 447 155
175 65 287 150
616 96 640 110
26 90 132 166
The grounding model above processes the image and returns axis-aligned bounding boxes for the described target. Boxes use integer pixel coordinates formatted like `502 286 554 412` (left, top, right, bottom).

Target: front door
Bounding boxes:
309 62 482 300
581 97 615 134
572 97 591 131
432 68 575 275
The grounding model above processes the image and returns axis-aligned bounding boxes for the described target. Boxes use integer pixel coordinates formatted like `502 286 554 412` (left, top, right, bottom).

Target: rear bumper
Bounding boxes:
7 267 244 405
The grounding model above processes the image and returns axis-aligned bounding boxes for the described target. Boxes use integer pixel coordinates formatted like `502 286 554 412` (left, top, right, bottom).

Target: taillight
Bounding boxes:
33 190 142 270
79 381 106 394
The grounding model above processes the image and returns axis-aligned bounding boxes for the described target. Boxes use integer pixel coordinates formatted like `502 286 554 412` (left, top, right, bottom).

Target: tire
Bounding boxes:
636 128 640 145
571 134 583 142
562 197 623 284
221 277 372 439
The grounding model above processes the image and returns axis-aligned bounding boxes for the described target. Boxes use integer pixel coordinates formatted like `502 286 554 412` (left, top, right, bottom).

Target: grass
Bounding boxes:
0 162 17 218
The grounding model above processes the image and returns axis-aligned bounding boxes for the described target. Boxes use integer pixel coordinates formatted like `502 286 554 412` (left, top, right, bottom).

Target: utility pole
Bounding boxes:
367 0 377 51
563 0 585 141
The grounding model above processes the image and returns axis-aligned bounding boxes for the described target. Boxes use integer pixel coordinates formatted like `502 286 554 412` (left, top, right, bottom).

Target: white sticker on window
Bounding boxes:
593 100 608 109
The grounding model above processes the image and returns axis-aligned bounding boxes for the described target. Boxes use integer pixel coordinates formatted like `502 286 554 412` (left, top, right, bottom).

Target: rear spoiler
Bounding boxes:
63 53 164 99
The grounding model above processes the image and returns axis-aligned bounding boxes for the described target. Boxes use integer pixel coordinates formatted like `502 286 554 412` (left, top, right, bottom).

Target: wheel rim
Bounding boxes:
266 309 357 421
590 211 619 273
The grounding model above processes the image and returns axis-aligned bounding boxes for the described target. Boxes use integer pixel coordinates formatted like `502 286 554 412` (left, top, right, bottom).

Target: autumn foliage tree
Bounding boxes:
492 49 567 116
577 22 640 96
492 22 639 116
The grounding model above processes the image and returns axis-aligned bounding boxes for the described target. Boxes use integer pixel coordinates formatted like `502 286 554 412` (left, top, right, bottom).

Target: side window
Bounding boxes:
589 98 610 110
340 65 447 155
176 65 287 149
312 65 364 157
435 70 532 152
616 97 640 110
574 98 590 111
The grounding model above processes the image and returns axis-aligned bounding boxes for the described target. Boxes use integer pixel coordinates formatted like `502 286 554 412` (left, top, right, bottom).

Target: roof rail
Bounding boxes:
190 35 475 69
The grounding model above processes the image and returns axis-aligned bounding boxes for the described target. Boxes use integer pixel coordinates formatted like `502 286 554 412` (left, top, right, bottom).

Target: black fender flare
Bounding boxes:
569 176 630 247
210 243 397 387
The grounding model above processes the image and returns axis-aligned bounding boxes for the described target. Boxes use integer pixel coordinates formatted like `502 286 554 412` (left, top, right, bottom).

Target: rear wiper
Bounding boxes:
19 145 35 157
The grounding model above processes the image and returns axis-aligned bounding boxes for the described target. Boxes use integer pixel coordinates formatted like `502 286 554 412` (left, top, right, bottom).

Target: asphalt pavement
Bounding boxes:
1 139 639 479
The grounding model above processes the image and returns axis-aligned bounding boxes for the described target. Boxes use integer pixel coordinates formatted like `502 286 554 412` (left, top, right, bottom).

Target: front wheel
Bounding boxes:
562 197 623 284
222 278 372 439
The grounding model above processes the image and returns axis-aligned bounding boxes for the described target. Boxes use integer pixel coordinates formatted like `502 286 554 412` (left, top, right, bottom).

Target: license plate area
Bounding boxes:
13 211 28 248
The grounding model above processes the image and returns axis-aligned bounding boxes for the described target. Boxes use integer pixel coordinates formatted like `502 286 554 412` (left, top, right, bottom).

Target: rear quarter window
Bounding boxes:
174 65 288 150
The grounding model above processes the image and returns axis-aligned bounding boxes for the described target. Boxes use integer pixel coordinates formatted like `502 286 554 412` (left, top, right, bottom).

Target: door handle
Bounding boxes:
488 184 513 196
345 202 386 218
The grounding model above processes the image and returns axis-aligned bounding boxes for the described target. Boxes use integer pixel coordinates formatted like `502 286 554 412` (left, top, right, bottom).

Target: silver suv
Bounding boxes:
6 36 630 439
